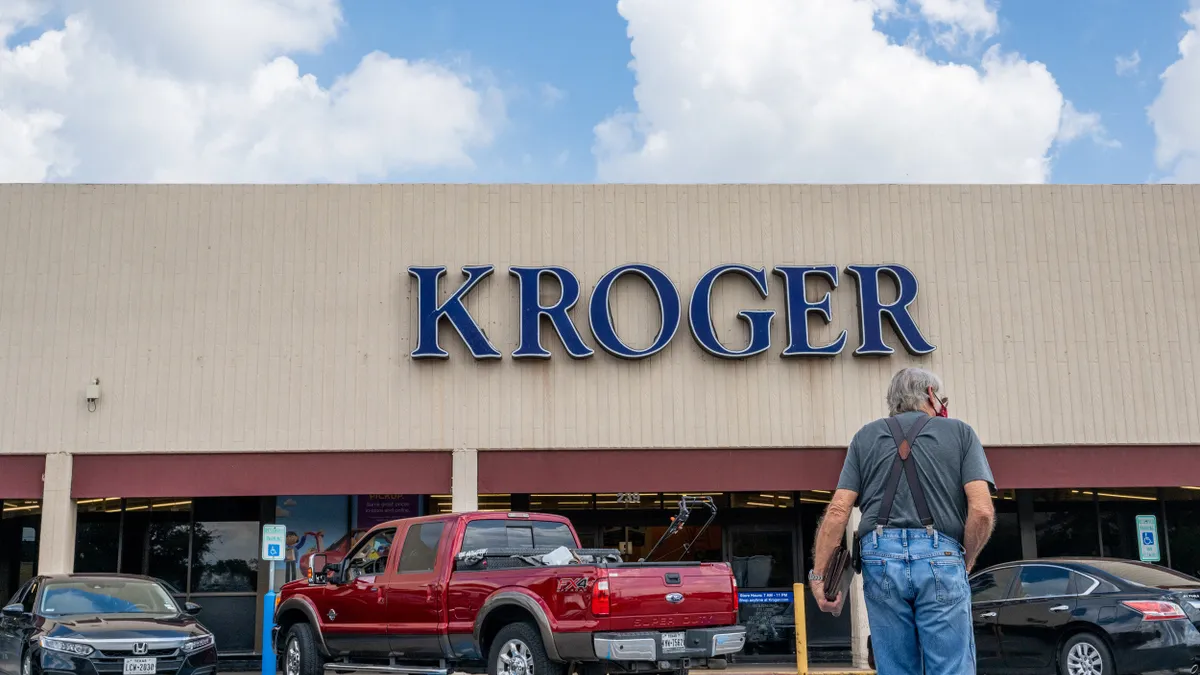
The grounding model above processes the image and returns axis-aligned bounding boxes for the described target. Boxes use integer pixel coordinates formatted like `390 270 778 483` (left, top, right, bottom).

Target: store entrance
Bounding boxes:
0 500 41 602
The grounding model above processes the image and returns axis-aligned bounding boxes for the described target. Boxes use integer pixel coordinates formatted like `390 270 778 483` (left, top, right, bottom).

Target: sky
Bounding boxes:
1 0 1199 184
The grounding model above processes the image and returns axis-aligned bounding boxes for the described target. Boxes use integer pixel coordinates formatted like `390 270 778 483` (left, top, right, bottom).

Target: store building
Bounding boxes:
2 184 1199 664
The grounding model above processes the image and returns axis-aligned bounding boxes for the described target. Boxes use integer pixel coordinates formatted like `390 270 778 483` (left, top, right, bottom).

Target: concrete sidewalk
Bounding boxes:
218 662 873 667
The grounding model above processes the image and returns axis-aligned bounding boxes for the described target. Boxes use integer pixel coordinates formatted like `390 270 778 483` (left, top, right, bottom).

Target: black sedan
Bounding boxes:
0 574 217 675
967 557 1200 675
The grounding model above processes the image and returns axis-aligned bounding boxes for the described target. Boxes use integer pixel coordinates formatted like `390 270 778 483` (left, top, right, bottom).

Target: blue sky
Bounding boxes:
289 0 1193 184
2 0 1199 184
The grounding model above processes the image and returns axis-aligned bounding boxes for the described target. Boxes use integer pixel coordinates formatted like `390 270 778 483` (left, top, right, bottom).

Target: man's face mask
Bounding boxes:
929 389 949 418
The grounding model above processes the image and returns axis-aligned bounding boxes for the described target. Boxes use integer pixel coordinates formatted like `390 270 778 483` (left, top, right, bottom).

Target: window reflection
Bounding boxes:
191 521 259 593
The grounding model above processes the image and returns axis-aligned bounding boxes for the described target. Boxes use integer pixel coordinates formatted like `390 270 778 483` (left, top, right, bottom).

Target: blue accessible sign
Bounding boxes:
1136 515 1160 563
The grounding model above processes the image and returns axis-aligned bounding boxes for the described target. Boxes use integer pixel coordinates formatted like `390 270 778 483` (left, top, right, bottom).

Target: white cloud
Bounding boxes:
1057 100 1119 149
540 82 566 107
1149 2 1200 181
0 0 504 182
1115 49 1141 76
909 0 998 47
595 0 1071 183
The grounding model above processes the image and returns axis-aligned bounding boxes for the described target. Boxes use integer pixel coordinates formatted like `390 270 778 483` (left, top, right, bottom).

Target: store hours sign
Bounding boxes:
407 263 936 361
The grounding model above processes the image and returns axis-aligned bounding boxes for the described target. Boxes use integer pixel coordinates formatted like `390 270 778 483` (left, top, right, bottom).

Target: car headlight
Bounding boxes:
39 637 94 657
182 635 215 653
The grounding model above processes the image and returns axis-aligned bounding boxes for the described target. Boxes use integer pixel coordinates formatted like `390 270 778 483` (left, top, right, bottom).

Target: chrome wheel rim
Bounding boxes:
1067 642 1103 675
497 639 534 675
285 637 302 675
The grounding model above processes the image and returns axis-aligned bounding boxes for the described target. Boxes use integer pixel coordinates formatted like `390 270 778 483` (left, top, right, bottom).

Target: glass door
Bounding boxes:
727 524 797 658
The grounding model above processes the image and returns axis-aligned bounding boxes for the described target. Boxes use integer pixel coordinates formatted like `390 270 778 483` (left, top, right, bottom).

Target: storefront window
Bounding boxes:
1032 489 1100 558
75 498 123 573
429 494 512 513
974 490 1020 571
1096 488 1160 561
1164 488 1200 578
1 499 41 602
191 498 260 593
731 524 795 657
533 494 595 510
732 492 795 509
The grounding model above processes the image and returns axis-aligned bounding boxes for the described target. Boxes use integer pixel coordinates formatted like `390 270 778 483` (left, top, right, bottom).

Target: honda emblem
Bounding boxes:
132 643 149 655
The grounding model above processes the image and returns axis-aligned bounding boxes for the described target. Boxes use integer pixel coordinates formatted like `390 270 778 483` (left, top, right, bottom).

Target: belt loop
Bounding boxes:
875 524 883 537
873 531 879 548
933 529 939 547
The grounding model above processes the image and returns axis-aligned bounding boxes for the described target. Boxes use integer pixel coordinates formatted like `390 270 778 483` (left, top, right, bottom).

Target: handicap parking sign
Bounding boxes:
1136 515 1160 562
262 524 288 561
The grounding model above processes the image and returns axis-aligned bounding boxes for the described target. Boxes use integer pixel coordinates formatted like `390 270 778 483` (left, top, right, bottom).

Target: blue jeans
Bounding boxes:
861 528 974 674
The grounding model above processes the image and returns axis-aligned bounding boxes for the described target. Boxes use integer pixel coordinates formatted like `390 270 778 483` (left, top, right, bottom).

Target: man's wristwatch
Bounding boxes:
807 570 824 583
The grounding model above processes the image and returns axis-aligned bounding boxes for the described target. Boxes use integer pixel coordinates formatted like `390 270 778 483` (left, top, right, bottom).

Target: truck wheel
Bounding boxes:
284 623 324 675
488 622 564 675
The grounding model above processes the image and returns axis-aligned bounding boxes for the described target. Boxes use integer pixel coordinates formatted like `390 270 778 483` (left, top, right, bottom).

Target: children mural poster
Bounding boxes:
272 496 350 590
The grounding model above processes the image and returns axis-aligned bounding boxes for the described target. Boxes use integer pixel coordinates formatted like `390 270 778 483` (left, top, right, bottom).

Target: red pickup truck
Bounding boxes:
271 510 746 675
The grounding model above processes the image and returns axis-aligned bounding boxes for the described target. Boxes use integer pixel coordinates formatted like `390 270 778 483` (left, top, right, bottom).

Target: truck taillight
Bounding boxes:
1122 600 1187 621
591 572 610 616
731 575 739 612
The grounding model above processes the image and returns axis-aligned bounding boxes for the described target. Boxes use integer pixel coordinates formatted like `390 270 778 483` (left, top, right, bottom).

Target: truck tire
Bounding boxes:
488 622 564 675
284 623 324 675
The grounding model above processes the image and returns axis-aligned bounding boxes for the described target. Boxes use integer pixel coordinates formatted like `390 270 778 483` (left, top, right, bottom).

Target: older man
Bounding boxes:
809 367 996 674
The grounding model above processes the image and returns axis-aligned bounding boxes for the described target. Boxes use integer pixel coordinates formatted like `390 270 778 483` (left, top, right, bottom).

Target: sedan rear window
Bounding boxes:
1087 561 1200 588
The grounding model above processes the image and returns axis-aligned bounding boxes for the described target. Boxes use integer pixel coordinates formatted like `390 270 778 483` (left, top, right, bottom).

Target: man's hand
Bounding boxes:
811 581 845 614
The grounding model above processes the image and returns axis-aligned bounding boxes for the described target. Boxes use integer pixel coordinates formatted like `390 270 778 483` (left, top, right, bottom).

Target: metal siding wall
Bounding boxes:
0 184 1197 454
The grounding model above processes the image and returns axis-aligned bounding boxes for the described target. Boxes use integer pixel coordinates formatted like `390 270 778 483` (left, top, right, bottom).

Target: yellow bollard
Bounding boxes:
794 583 808 675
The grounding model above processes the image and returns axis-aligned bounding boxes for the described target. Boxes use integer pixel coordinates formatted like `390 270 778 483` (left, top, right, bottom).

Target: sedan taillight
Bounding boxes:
1121 600 1188 621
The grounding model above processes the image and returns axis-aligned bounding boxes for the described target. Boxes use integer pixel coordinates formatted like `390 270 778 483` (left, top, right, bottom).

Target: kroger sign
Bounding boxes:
407 263 935 361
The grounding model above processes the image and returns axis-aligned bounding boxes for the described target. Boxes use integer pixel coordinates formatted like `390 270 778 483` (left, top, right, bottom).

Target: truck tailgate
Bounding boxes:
606 563 738 631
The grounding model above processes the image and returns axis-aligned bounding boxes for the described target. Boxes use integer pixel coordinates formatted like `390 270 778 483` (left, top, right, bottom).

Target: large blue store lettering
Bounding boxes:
407 265 502 359
588 264 682 359
773 265 848 357
844 264 936 356
688 264 775 359
509 266 594 359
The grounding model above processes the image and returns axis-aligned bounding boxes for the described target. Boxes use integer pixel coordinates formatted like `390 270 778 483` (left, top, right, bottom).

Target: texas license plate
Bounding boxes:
661 632 685 654
123 658 156 675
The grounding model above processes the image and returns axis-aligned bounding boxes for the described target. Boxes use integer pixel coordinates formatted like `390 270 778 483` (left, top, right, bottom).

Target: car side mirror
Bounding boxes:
2 604 25 619
184 602 202 616
310 554 338 585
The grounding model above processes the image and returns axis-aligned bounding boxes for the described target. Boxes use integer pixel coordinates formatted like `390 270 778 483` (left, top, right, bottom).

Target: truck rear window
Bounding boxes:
462 520 577 550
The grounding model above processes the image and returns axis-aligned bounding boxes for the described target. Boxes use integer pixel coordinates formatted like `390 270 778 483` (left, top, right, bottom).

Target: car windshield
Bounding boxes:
1087 561 1200 588
39 579 180 617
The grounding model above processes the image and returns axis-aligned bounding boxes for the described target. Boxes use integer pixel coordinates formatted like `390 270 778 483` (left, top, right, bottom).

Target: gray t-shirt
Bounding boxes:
836 411 996 544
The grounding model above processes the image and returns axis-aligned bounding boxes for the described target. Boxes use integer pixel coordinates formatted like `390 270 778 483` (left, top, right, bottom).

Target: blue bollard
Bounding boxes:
262 590 277 675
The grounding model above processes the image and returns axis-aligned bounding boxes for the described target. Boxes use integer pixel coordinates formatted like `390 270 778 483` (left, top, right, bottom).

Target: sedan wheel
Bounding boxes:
1060 633 1112 675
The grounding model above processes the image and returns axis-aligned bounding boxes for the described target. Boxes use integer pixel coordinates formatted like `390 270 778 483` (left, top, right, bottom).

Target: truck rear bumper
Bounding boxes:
590 626 746 662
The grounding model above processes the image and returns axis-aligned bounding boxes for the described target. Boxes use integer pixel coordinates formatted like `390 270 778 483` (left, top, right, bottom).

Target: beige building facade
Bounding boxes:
2 184 1199 660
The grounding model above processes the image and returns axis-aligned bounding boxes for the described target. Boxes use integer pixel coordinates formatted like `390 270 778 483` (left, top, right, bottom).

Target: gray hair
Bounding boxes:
886 367 943 416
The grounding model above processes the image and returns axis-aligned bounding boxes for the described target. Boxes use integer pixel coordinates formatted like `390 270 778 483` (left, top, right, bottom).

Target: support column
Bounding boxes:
847 507 870 669
38 452 76 575
1017 489 1037 559
451 448 479 513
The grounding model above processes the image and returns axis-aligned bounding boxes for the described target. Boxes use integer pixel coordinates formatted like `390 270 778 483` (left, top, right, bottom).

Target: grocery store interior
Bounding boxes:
6 487 1200 662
